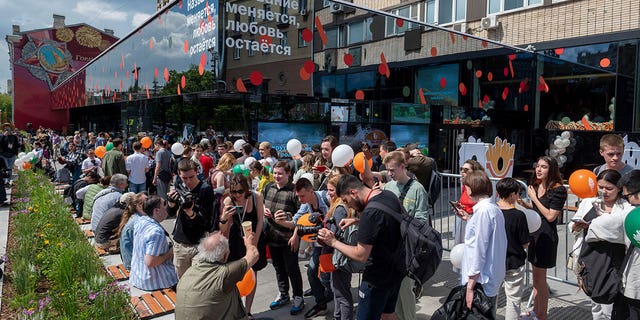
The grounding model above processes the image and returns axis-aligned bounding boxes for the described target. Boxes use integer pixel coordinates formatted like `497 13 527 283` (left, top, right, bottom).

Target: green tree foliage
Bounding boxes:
0 94 12 123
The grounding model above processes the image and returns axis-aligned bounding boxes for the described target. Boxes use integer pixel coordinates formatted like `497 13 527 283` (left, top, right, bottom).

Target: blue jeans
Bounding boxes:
356 280 402 320
308 246 332 304
129 182 146 193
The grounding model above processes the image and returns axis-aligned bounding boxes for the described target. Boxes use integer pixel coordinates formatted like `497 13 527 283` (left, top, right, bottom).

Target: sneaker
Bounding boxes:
269 293 290 310
290 296 305 315
304 303 327 319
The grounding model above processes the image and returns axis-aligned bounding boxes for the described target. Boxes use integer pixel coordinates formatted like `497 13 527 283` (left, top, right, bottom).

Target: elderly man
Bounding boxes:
90 173 128 231
175 232 259 320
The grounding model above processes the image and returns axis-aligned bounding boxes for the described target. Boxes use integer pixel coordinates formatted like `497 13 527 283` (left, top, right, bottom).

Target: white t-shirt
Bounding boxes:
125 152 150 184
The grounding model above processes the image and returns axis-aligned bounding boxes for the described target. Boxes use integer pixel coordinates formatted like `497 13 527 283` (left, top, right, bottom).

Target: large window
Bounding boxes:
426 0 466 25
386 3 421 36
325 27 342 49
347 18 373 45
298 29 309 48
488 0 541 14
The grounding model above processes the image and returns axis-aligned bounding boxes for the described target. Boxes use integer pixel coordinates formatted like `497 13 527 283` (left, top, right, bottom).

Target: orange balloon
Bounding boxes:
353 152 372 173
568 169 597 198
23 162 32 170
236 269 256 297
95 146 107 158
140 137 152 149
297 213 317 243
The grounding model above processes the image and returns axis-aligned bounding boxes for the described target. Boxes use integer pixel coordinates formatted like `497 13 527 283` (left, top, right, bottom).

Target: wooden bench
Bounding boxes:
75 217 91 225
94 245 107 256
131 288 177 319
106 264 130 281
84 230 95 238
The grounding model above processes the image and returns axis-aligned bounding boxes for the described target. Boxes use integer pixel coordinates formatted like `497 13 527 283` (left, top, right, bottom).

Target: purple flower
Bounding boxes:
88 292 97 300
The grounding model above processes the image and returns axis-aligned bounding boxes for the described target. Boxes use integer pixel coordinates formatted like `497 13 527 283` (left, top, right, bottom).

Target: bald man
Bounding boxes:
175 232 259 320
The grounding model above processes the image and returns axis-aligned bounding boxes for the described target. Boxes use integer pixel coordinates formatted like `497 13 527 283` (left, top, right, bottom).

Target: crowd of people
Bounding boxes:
7 125 640 320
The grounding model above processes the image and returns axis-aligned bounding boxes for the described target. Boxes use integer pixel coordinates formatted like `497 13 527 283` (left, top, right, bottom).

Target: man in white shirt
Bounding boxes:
81 148 101 176
126 141 150 193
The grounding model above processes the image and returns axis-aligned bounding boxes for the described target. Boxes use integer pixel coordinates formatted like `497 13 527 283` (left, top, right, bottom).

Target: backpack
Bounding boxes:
406 155 441 207
576 240 631 304
367 199 443 288
332 204 366 273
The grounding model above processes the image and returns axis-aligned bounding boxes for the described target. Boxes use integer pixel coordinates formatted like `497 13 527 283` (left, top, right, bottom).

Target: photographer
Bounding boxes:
289 177 332 318
167 158 218 278
81 148 101 176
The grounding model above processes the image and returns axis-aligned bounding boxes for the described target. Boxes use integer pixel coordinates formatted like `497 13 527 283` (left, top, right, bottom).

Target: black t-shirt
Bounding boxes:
358 190 404 287
95 207 124 244
170 181 217 245
502 208 530 270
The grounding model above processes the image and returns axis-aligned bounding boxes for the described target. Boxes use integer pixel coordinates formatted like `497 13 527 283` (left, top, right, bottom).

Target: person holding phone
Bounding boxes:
568 169 632 319
452 160 485 247
219 173 266 320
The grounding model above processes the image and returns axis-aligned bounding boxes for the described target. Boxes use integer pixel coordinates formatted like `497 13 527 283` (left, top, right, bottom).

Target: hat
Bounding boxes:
119 192 135 205
311 144 321 152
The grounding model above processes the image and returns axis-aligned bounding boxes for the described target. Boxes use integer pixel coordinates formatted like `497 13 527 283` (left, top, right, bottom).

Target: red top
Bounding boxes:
459 186 476 214
199 154 214 178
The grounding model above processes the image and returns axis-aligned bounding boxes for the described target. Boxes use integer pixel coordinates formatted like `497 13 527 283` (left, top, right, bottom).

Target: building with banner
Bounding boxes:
6 0 639 174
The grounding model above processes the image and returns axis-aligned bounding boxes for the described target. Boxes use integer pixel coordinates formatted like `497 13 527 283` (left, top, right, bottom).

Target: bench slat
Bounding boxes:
131 296 152 319
152 290 175 312
141 293 164 316
163 288 177 303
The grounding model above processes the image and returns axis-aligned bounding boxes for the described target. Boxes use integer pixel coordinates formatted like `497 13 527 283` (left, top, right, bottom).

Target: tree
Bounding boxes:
0 94 12 124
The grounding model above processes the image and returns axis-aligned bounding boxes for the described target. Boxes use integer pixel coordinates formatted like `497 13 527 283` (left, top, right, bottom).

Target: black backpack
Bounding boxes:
367 199 443 288
406 155 441 207
577 240 631 304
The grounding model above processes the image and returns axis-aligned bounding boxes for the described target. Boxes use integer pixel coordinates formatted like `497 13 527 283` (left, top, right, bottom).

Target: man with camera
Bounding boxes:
289 177 333 318
167 158 218 278
81 148 101 176
262 161 305 314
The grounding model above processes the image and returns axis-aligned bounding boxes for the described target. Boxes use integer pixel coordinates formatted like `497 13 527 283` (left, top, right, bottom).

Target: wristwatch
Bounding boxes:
219 219 228 224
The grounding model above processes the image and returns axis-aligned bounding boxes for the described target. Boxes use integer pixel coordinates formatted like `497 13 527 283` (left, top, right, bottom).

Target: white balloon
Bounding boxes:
450 244 465 269
300 172 315 184
286 139 302 156
561 139 571 148
549 149 559 157
554 139 564 148
14 160 23 171
332 144 354 167
233 139 246 153
171 143 185 156
244 157 256 167
561 131 571 139
18 152 25 158
558 155 567 163
556 147 566 155
516 204 542 233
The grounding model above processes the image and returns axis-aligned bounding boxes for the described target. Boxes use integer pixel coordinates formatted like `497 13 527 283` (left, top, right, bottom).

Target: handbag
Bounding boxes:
432 283 495 320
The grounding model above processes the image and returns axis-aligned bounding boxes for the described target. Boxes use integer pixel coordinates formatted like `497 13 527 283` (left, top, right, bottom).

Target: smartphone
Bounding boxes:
449 201 461 210
315 165 327 173
570 216 590 224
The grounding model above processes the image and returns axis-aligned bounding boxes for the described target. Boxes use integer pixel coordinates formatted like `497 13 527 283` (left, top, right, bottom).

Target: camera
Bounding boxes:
169 183 200 211
296 213 336 239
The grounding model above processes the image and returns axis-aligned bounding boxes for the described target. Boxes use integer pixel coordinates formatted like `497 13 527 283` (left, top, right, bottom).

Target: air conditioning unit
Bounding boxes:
330 3 343 14
481 15 499 30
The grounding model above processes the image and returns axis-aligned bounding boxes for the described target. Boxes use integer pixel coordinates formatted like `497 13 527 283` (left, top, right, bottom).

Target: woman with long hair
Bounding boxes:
116 192 148 270
453 159 485 246
219 174 266 320
210 153 236 190
249 160 274 192
293 153 316 183
521 156 567 320
325 174 356 320
569 169 632 319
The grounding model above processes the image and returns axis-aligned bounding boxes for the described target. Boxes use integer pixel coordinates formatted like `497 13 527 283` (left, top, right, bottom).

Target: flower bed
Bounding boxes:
2 171 135 319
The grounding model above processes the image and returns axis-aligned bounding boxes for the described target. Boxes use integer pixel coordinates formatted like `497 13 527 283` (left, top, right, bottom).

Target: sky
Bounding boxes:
0 0 158 94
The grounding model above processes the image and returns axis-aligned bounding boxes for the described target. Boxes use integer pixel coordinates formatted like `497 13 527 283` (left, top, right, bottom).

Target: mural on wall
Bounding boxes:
14 35 74 90
458 136 515 179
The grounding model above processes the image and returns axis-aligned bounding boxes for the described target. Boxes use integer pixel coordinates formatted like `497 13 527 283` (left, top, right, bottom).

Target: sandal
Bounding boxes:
247 313 255 320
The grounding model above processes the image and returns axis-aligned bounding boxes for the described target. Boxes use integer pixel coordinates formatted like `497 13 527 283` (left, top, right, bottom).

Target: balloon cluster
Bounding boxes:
547 131 576 168
14 151 38 171
232 164 250 177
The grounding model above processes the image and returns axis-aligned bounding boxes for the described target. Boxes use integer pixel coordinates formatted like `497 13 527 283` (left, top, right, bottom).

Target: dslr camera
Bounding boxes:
296 212 335 238
169 183 200 211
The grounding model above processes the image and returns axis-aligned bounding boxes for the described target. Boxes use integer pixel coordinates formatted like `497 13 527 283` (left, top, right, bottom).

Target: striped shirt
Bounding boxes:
130 216 178 291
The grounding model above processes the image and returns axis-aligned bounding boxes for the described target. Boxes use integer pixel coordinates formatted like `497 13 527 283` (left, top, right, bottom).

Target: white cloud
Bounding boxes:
131 13 152 28
72 0 127 22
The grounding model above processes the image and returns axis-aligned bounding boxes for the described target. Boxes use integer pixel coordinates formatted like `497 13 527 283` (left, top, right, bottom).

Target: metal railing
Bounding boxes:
433 173 578 286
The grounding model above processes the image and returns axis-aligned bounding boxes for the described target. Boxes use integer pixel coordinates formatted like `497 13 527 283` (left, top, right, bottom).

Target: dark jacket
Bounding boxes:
432 283 495 320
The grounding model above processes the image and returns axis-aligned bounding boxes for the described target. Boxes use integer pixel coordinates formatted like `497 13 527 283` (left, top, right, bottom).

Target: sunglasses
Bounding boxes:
622 191 639 202
230 189 245 195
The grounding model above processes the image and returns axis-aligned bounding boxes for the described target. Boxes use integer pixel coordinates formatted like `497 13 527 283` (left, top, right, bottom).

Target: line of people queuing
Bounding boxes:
27 126 640 320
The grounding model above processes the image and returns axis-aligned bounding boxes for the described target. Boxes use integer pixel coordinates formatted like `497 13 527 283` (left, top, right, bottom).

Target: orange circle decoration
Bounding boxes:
487 72 493 81
555 48 564 55
304 60 315 73
141 137 152 149
599 58 611 68
355 90 365 100
344 53 353 66
236 269 256 297
458 83 467 96
569 169 598 198
439 77 447 89
396 18 404 28
250 71 263 86
353 152 372 173
475 70 483 78
95 146 107 158
299 67 311 81
430 47 437 57
183 40 189 54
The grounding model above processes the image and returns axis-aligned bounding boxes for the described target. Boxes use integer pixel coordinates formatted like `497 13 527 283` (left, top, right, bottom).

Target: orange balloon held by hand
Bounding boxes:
568 169 597 198
236 269 256 297
353 152 372 173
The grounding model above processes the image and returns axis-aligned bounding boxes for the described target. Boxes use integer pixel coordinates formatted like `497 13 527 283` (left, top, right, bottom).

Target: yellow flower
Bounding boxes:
46 223 51 227
36 254 42 259
60 292 65 296
28 206 33 211
44 240 50 245
57 242 63 247
39 233 44 238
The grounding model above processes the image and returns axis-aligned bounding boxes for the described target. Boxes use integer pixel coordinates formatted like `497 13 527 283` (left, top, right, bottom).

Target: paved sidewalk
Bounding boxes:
0 187 10 311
